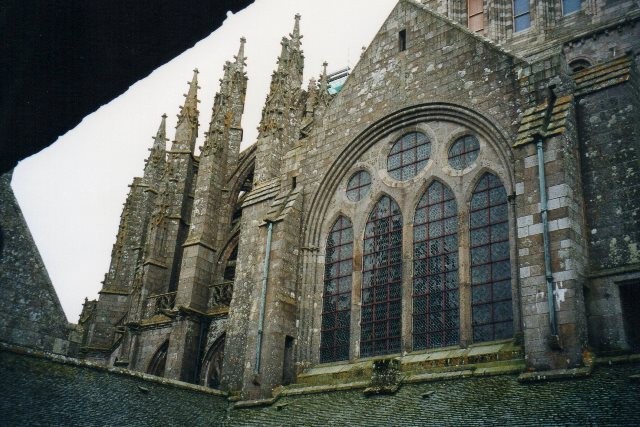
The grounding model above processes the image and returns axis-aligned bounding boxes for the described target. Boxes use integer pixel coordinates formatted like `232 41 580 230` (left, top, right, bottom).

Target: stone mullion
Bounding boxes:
458 208 473 347
350 229 363 361
401 221 413 353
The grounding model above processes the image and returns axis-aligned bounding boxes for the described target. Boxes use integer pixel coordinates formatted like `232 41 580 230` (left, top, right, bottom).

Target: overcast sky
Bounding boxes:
12 0 398 321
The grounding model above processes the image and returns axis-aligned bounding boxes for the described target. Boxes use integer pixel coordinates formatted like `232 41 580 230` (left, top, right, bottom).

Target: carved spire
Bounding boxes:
305 77 318 116
234 36 247 73
318 61 331 104
202 38 248 156
143 114 168 182
258 15 305 136
290 13 302 50
177 69 200 127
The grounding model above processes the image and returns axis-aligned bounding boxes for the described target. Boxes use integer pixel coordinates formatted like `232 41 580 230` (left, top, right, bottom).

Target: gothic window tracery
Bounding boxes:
320 216 353 362
361 195 403 357
319 124 516 363
470 172 513 342
413 181 459 349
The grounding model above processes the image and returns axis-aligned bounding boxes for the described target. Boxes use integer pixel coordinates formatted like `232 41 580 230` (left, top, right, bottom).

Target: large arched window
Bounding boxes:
362 195 402 357
470 172 513 342
320 216 353 362
147 340 169 376
202 334 225 389
413 181 459 349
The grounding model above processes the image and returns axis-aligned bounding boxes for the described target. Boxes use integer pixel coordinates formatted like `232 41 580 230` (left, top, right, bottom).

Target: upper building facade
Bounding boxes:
76 0 640 400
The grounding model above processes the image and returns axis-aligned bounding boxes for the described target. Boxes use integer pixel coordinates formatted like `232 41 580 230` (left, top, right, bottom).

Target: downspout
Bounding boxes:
254 220 274 375
535 85 561 349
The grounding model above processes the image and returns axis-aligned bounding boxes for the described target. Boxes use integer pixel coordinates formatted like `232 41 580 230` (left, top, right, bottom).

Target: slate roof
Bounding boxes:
2 345 639 426
573 55 634 97
513 95 573 148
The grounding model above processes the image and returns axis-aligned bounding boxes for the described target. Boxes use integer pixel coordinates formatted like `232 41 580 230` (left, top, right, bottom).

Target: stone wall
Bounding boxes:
0 171 70 354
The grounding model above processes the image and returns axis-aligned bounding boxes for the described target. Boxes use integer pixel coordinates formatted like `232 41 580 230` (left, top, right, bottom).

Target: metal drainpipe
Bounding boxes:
535 135 559 343
254 220 274 375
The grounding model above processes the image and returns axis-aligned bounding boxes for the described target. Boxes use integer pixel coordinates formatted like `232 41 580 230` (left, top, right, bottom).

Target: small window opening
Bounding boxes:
398 29 406 52
619 283 640 352
291 176 297 189
468 0 484 33
562 0 581 15
569 58 591 73
513 0 531 32
282 336 295 385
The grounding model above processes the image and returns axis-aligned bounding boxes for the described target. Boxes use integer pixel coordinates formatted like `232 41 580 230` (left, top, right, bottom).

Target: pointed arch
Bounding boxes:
202 334 226 389
147 340 169 377
361 195 402 357
470 172 513 342
320 215 353 363
413 180 459 349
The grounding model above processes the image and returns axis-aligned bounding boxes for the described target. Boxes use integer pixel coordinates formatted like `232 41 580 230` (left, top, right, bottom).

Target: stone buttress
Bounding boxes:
164 39 248 382
81 115 168 361
222 15 307 399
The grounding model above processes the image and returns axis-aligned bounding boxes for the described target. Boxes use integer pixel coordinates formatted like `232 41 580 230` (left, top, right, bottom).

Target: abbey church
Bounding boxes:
70 0 640 402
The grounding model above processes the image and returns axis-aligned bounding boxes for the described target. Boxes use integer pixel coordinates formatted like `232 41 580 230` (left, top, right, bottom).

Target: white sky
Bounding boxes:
12 0 398 322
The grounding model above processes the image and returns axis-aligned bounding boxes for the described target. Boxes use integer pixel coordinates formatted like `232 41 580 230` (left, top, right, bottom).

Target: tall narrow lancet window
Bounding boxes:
362 196 403 357
470 173 513 342
468 0 484 33
513 0 531 32
413 181 459 350
320 216 353 362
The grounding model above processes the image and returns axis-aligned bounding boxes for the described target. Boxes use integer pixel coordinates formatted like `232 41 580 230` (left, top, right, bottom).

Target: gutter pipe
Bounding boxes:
535 85 560 347
535 135 559 340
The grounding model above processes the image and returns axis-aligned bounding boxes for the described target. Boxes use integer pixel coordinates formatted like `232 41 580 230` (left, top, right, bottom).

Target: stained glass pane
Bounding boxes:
387 132 431 181
346 170 372 202
470 173 513 343
413 181 460 350
320 216 353 362
448 135 480 170
362 196 403 357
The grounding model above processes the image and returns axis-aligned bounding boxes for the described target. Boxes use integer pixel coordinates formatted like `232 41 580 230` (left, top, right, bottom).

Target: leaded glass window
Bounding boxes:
448 135 480 170
361 196 403 357
346 170 372 202
413 181 459 349
470 173 513 342
320 216 353 362
387 132 431 181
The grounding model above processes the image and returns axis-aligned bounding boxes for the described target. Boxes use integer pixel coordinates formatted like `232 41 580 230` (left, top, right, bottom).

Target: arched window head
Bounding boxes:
387 132 431 181
470 173 513 342
346 170 372 202
569 58 591 73
448 135 480 171
362 195 402 357
413 181 459 349
320 216 353 362
147 340 169 377
203 334 225 389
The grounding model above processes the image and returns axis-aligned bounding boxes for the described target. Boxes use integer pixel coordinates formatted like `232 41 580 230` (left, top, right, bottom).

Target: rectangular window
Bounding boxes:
398 29 406 52
513 0 531 32
562 0 581 15
468 0 484 33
